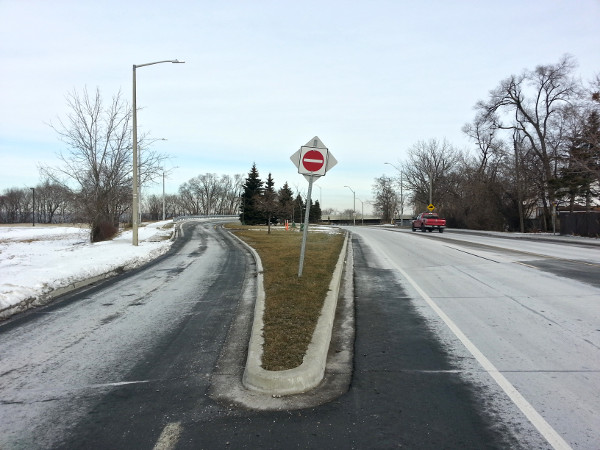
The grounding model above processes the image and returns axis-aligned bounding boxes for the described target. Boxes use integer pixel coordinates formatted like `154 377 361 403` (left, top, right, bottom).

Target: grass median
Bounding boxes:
228 224 345 371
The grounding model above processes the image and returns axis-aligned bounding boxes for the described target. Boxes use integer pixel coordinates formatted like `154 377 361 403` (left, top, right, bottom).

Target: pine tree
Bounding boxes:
309 199 322 223
240 163 264 225
293 194 304 225
277 182 294 221
256 173 278 233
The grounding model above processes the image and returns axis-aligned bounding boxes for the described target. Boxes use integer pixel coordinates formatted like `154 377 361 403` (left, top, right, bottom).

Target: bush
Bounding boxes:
91 221 118 242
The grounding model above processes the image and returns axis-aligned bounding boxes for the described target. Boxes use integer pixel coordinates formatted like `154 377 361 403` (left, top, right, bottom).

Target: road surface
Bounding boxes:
1 223 598 448
345 227 600 449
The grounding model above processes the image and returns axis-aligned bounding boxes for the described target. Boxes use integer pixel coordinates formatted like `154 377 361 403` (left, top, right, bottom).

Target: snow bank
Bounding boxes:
0 221 175 318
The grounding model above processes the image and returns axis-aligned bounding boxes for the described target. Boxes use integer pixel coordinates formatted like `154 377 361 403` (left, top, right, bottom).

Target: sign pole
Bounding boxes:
290 136 337 278
298 175 314 277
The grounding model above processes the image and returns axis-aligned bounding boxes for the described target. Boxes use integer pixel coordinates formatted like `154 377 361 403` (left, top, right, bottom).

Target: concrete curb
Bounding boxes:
0 269 125 321
238 231 349 395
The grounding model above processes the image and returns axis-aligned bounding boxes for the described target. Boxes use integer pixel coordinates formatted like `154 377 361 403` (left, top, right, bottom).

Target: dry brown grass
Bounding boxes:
230 225 345 371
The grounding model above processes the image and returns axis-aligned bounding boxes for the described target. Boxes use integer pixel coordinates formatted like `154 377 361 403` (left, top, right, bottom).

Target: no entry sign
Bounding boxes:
290 136 338 277
290 136 337 178
302 149 325 172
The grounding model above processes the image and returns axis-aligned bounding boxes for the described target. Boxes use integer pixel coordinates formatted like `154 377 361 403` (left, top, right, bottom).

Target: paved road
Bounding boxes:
344 227 600 449
0 221 252 449
3 223 598 448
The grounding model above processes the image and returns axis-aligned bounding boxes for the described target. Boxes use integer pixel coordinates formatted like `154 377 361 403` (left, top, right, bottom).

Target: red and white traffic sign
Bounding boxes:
290 136 337 179
301 149 326 173
302 149 325 172
289 136 338 277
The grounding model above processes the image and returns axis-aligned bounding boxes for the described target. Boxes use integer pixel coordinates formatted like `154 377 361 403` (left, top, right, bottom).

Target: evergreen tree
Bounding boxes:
240 163 264 225
277 182 294 221
293 194 304 225
255 173 278 233
309 199 322 223
556 110 600 211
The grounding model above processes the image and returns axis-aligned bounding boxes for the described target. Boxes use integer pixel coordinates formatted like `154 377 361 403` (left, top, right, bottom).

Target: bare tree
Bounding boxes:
402 138 461 212
473 55 579 230
35 180 72 223
372 175 398 223
175 173 243 216
0 188 28 223
42 87 167 241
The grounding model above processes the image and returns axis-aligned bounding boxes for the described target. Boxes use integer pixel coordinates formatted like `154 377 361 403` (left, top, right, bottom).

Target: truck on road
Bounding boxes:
412 212 446 233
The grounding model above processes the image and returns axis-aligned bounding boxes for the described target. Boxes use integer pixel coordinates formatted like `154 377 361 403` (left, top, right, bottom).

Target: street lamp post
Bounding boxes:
132 59 184 246
30 187 35 227
357 197 364 225
385 162 404 226
162 171 166 221
344 185 356 226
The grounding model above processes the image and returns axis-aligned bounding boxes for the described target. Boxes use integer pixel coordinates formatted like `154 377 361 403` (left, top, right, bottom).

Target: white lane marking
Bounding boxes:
89 380 151 388
154 421 182 450
387 258 572 450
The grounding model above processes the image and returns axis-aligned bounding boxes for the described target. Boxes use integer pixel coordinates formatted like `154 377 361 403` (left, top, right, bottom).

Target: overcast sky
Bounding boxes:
1 0 598 214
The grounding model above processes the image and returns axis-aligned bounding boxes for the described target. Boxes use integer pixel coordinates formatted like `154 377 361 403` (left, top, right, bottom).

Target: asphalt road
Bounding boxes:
0 221 252 449
2 223 598 449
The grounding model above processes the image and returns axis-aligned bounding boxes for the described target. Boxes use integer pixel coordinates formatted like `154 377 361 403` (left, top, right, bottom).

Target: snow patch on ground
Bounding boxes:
0 221 175 315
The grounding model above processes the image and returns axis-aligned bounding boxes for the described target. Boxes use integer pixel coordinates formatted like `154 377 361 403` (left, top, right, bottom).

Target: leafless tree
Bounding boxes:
402 138 461 212
372 175 398 223
175 173 243 216
0 188 28 223
35 180 72 223
473 55 579 230
42 87 167 241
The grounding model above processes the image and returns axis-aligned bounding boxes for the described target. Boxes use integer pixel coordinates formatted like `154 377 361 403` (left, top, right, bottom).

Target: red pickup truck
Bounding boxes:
412 212 446 233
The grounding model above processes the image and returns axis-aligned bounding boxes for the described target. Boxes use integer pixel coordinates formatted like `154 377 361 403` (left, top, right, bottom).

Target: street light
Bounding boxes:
385 162 404 226
344 185 356 226
356 197 364 225
132 59 184 245
30 187 35 227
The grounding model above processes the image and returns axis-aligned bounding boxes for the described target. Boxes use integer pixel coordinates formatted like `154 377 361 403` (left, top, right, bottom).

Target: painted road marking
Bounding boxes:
386 257 573 450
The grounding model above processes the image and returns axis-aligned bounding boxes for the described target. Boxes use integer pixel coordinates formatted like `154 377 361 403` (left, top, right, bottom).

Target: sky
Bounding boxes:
1 0 599 215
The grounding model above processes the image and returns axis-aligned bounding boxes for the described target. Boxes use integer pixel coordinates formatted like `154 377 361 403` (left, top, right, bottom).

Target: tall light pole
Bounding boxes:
30 187 35 227
162 171 166 221
132 59 184 245
385 162 404 226
344 185 356 226
356 197 364 225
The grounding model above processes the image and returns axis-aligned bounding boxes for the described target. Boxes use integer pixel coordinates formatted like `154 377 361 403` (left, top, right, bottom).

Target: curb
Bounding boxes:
0 269 125 321
239 231 349 395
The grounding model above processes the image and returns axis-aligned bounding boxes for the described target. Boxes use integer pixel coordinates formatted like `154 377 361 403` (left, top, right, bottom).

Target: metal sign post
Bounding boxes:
290 136 337 277
298 175 314 277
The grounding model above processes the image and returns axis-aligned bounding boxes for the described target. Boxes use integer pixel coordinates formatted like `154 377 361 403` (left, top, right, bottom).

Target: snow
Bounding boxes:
0 221 175 316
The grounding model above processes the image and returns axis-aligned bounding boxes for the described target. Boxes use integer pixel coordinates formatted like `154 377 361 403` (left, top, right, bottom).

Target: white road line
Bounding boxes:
153 421 182 450
387 258 573 450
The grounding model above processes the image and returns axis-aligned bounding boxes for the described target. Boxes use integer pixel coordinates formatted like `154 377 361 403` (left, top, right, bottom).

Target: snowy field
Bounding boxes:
0 221 175 318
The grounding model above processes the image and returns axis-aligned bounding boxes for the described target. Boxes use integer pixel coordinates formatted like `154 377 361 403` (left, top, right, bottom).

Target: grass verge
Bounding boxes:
229 225 345 371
